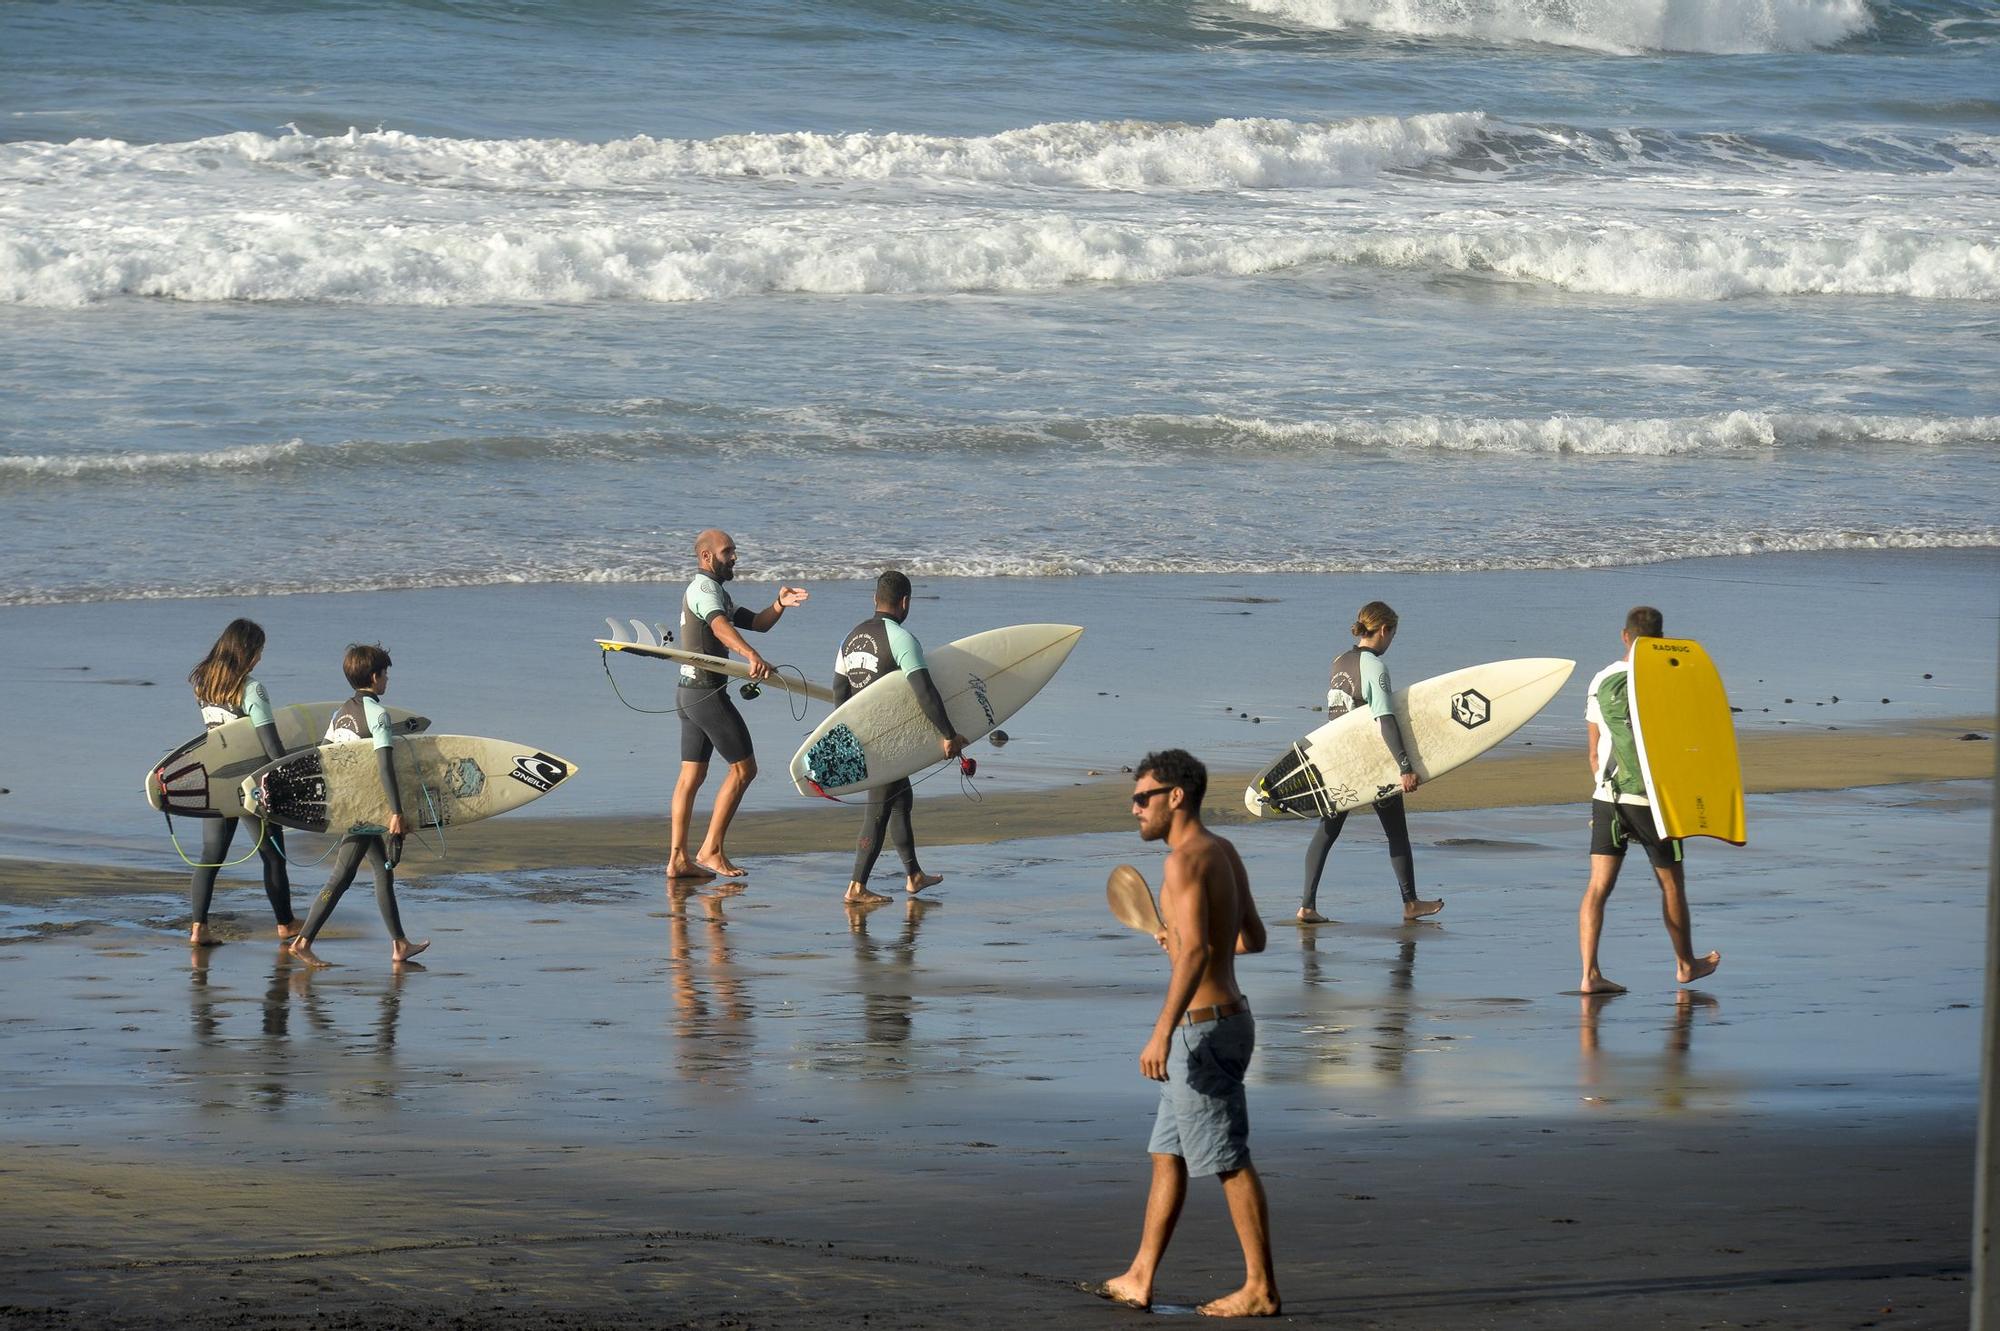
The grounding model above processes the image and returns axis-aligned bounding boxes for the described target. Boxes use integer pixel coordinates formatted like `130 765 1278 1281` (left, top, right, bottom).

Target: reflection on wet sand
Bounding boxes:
184 943 419 1111
844 897 937 1076
1295 927 1430 1083
668 883 752 1085
1579 990 1722 1112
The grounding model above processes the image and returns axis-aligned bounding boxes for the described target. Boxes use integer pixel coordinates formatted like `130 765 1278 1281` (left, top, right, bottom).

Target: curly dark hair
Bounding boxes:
1136 748 1207 810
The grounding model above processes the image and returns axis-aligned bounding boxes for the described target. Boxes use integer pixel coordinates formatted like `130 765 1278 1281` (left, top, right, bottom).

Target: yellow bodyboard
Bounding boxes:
1628 637 1746 845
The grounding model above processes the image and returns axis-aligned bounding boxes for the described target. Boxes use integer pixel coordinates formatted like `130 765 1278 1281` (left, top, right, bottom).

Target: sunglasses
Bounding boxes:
1131 785 1174 808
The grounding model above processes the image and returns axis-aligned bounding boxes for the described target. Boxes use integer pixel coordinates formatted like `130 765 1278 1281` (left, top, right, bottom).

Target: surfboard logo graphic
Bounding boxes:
447 758 485 799
509 752 569 793
1450 689 1491 730
966 673 997 729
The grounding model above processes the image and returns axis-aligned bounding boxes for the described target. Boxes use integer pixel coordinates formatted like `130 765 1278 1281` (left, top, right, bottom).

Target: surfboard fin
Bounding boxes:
628 618 658 648
604 617 630 644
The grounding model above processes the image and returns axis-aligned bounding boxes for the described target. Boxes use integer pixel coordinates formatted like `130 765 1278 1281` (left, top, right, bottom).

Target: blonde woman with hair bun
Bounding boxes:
1297 601 1444 925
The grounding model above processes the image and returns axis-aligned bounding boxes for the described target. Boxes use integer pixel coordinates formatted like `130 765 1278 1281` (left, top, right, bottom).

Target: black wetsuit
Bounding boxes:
834 614 954 886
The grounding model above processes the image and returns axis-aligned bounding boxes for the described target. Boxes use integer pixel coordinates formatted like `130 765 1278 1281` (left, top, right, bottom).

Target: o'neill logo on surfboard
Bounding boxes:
966 673 997 729
509 753 570 793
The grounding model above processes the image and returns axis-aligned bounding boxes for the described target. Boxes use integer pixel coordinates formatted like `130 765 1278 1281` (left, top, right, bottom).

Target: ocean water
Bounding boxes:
3 0 1998 604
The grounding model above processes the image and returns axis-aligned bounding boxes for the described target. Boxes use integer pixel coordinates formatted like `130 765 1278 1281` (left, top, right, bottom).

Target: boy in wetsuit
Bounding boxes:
1576 605 1721 993
832 570 967 906
289 644 428 967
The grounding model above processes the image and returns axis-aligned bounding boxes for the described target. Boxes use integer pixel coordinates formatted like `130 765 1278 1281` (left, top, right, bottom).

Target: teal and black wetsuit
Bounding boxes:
1301 645 1419 912
298 692 411 944
678 571 757 766
188 677 295 929
834 613 954 886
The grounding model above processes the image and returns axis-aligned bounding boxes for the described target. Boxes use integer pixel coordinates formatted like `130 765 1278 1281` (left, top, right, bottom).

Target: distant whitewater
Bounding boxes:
3 0 1996 607
3 115 1995 307
1224 0 1877 53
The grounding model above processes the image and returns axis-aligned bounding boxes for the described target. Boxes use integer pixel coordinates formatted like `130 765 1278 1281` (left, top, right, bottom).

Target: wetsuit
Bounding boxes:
833 614 954 886
297 692 409 944
678 571 756 765
1585 658 1682 870
188 678 295 929
1300 645 1419 913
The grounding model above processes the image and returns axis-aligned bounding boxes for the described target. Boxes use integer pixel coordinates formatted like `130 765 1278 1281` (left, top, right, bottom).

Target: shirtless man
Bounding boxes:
1576 605 1721 994
666 529 808 881
1097 749 1279 1318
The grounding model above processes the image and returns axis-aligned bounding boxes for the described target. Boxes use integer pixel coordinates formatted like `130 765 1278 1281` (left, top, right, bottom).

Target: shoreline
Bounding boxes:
6 714 1988 900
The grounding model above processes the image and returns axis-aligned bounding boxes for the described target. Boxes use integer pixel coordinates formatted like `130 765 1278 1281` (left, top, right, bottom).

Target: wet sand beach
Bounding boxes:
0 779 1987 1328
0 551 1991 1327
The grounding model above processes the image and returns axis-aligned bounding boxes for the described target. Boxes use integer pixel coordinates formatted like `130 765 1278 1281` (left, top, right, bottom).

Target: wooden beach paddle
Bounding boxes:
1107 863 1165 935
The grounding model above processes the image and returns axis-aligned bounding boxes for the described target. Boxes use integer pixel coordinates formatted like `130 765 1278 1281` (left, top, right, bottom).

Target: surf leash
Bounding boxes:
162 809 270 869
600 647 816 723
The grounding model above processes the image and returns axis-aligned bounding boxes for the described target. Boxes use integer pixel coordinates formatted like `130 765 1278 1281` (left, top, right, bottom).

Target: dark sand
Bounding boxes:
0 780 1987 1329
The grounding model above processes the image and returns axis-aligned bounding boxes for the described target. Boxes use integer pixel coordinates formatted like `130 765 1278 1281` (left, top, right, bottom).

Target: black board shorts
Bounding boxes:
678 685 753 765
1590 799 1683 870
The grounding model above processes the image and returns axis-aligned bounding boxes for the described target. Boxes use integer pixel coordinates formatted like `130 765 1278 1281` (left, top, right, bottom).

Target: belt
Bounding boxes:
1181 998 1249 1027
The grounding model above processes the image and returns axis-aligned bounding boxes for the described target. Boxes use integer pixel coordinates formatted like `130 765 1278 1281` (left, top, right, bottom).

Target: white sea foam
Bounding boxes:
4 212 1995 307
5 531 1992 606
0 440 309 480
6 411 1991 488
2 114 1487 194
1225 0 1875 54
1176 410 2000 455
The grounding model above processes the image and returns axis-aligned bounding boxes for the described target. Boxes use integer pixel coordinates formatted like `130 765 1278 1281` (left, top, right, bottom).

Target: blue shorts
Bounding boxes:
1148 1011 1254 1177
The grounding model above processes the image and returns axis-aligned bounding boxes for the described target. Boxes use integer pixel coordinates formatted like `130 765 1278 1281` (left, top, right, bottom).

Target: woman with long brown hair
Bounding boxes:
186 618 297 945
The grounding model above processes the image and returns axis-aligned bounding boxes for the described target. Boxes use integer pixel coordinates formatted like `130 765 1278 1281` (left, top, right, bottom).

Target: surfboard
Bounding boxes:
239 735 577 835
596 618 836 704
1107 864 1164 935
1245 657 1574 819
146 703 430 818
791 623 1084 798
1627 637 1746 845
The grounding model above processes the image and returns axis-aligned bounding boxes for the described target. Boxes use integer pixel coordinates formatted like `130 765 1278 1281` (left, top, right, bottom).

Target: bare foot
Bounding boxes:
844 883 891 906
1403 897 1444 921
1579 974 1627 994
392 938 430 963
906 871 943 896
189 924 219 947
696 854 748 879
1295 908 1330 925
1678 950 1721 984
1198 1285 1282 1317
1087 1275 1150 1310
666 855 716 883
289 938 331 969
276 920 302 942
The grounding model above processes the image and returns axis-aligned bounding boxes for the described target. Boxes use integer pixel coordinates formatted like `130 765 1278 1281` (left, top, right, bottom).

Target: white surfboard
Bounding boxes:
791 623 1084 798
240 735 577 835
146 703 430 817
596 618 836 704
1245 658 1575 819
